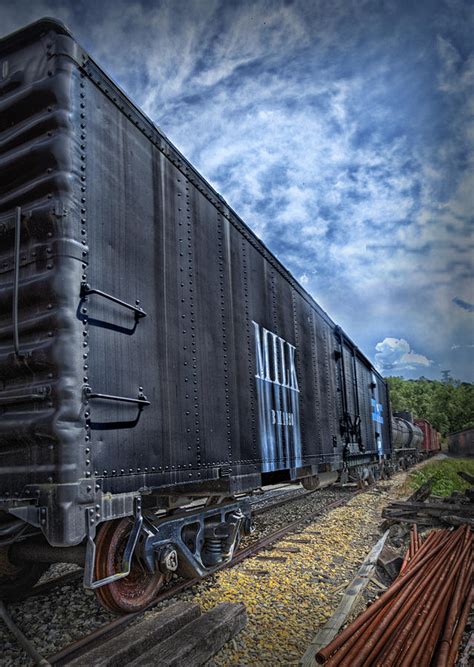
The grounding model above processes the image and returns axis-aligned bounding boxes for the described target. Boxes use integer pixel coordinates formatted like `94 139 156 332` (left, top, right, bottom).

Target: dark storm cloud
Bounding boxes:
453 297 474 313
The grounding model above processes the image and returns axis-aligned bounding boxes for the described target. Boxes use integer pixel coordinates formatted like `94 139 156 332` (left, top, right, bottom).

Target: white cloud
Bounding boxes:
299 273 309 286
375 338 432 372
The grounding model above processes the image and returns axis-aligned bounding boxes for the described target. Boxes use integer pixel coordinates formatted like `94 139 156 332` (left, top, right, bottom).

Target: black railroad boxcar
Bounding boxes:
0 19 391 611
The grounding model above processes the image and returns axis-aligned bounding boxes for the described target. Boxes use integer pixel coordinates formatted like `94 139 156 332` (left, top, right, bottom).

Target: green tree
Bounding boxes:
385 376 474 435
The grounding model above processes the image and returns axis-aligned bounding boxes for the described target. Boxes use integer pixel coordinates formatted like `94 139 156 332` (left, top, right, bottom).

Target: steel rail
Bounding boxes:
251 482 353 517
0 600 50 666
18 570 84 601
251 488 315 515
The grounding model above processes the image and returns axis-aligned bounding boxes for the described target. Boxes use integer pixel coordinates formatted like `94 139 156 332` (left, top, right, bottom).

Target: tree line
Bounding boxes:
385 376 474 436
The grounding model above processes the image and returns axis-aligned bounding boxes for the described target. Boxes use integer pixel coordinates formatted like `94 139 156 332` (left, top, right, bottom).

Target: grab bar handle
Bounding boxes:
83 386 150 407
80 283 146 318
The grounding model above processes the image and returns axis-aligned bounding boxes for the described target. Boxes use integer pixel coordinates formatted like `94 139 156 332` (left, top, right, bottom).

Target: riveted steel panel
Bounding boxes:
0 20 90 545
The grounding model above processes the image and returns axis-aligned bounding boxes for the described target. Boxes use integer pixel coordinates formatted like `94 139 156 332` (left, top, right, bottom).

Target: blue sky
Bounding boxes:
1 0 473 381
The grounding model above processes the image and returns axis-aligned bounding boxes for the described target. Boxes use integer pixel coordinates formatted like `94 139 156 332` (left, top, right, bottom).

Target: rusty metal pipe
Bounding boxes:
376 544 458 666
375 537 467 667
436 543 473 667
371 596 424 667
420 566 471 667
400 526 418 575
315 530 459 663
401 529 446 577
403 528 448 573
325 601 392 666
382 532 468 666
409 526 416 561
421 595 455 667
400 528 471 667
322 528 469 667
400 543 411 575
329 538 453 667
397 536 471 667
368 531 466 667
336 560 440 667
446 582 474 666
415 566 462 667
317 566 421 664
346 528 465 667
370 540 463 667
416 526 422 552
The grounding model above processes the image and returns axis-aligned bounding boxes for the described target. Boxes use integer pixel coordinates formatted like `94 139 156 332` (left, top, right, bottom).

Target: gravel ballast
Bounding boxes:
193 486 392 665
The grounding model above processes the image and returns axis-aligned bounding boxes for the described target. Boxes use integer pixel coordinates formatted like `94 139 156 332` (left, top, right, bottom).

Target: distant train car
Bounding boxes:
414 419 441 454
391 414 423 467
447 428 474 457
391 416 423 450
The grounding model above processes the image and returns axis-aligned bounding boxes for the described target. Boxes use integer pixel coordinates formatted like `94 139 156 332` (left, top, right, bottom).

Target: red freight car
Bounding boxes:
414 418 442 453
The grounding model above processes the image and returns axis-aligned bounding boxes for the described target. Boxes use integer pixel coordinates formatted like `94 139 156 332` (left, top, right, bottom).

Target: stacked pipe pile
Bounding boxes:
316 525 473 666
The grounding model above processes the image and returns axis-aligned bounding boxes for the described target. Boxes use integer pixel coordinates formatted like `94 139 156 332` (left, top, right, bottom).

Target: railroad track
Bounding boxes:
47 491 360 666
0 485 360 666
250 486 313 515
250 478 350 516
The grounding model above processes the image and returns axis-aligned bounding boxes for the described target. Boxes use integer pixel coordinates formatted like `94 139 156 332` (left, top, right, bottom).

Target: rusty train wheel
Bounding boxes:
94 518 165 614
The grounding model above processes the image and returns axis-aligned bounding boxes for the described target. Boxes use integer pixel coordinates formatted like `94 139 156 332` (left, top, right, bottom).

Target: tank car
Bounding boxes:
0 19 391 612
391 414 423 467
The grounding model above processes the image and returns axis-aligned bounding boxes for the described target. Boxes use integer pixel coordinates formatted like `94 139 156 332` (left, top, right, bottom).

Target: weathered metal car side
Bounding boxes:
0 19 391 608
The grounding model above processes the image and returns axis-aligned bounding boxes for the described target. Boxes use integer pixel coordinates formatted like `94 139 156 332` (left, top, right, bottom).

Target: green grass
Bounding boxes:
407 457 474 497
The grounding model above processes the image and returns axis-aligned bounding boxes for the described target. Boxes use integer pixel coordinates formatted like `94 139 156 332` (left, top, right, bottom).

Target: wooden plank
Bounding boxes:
68 601 201 666
388 501 473 513
283 538 312 544
382 517 437 526
130 602 247 667
300 531 389 667
439 515 474 527
406 478 433 502
457 471 474 485
369 576 387 591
